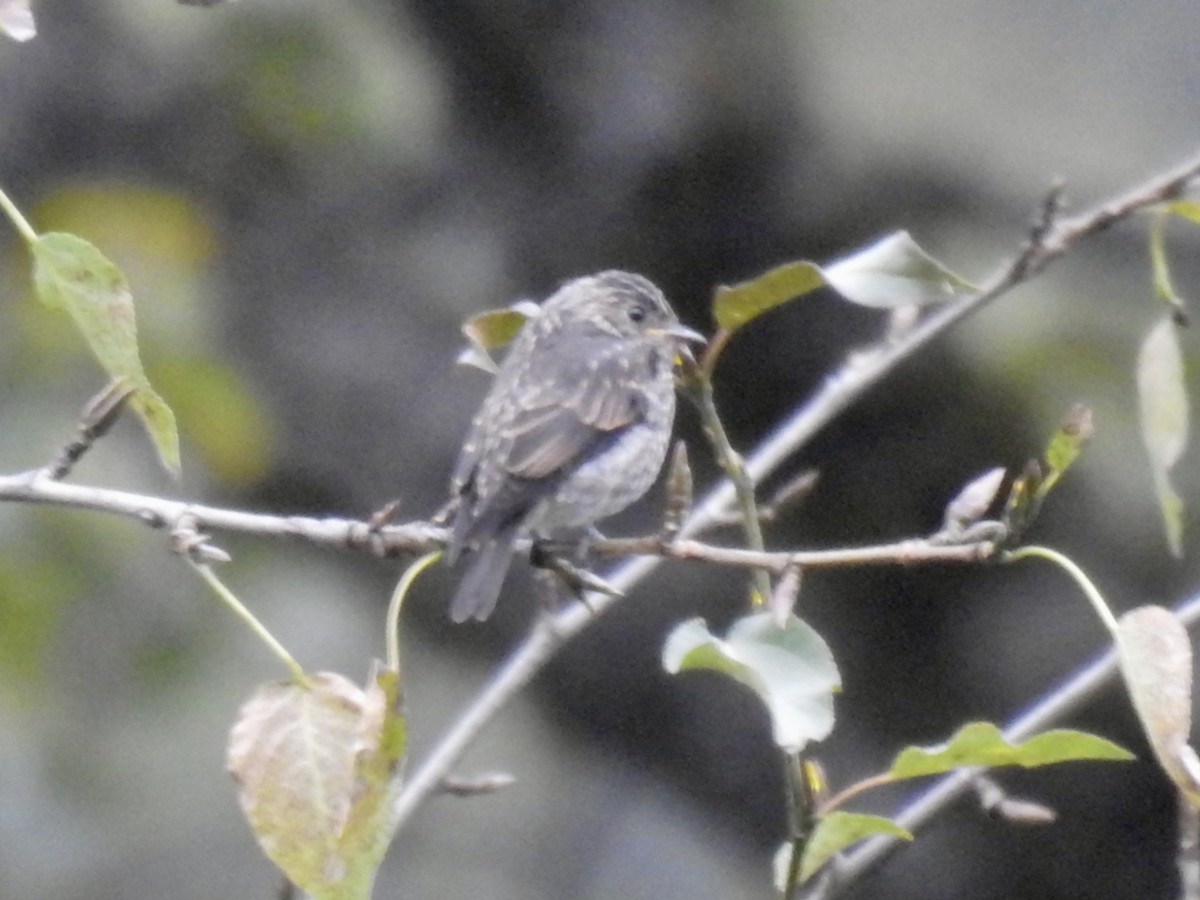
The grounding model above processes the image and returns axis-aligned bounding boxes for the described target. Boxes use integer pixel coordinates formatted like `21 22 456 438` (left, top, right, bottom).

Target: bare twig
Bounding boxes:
439 772 517 797
45 378 136 480
971 773 1057 825
702 469 820 529
0 469 446 555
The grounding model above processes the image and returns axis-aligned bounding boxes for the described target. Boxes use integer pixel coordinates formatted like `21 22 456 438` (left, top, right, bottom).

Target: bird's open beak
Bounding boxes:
651 323 706 345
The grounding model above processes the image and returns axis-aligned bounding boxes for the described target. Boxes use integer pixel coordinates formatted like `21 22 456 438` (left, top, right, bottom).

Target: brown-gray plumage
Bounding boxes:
445 271 702 622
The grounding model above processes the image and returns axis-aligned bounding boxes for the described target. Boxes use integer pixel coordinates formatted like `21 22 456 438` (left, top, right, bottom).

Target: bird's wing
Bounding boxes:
503 341 648 480
449 330 650 549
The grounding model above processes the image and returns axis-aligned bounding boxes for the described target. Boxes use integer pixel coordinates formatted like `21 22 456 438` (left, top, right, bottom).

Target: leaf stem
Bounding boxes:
700 326 734 378
689 371 773 604
386 551 442 671
781 751 808 900
0 183 39 244
188 560 308 684
818 772 897 815
1004 545 1119 637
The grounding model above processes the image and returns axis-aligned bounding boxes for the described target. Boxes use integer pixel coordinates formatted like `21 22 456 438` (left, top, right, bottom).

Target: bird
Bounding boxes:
445 270 704 622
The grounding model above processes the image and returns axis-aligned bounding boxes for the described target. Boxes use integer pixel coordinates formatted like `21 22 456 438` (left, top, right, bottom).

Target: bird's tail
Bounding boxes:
449 537 515 622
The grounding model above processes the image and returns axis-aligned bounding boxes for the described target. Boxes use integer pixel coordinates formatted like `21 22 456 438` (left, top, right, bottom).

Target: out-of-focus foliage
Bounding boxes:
0 0 34 41
1138 315 1189 557
1117 606 1200 807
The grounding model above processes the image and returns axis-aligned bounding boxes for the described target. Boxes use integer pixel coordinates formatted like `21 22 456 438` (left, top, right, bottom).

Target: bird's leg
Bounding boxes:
530 534 621 611
532 566 580 617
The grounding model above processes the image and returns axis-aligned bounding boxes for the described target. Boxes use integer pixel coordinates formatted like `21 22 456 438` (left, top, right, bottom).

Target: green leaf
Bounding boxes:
712 261 824 330
30 232 180 474
458 302 538 373
1036 404 1094 501
1137 315 1189 557
1149 211 1189 320
783 813 912 885
822 231 976 309
227 666 407 900
662 612 840 751
707 233 972 332
1000 407 1094 541
0 0 36 42
889 722 1133 780
462 307 531 349
1116 606 1200 809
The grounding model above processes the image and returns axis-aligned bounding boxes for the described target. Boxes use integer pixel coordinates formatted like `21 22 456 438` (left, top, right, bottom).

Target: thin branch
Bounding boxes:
596 535 996 570
970 772 1057 826
45 378 136 480
0 468 445 554
438 772 517 797
0 465 997 571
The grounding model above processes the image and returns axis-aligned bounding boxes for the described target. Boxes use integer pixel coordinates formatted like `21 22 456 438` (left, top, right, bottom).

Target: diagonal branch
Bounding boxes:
817 587 1200 898
386 149 1200 834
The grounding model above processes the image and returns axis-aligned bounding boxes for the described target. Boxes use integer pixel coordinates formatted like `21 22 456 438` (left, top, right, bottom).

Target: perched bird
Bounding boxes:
445 271 703 622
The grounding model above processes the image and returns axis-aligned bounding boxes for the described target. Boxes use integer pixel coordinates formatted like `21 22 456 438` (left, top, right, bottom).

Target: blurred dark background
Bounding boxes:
0 1 1198 898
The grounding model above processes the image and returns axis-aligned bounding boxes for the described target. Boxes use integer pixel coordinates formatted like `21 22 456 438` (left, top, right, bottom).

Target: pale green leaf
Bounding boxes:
1137 315 1189 557
1036 404 1093 501
128 387 179 473
821 231 976 309
1117 606 1200 809
663 612 840 751
227 667 407 900
711 261 824 331
30 232 181 474
889 722 1132 780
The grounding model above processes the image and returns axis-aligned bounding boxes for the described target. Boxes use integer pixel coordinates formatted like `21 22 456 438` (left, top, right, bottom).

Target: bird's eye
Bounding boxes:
628 304 646 323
